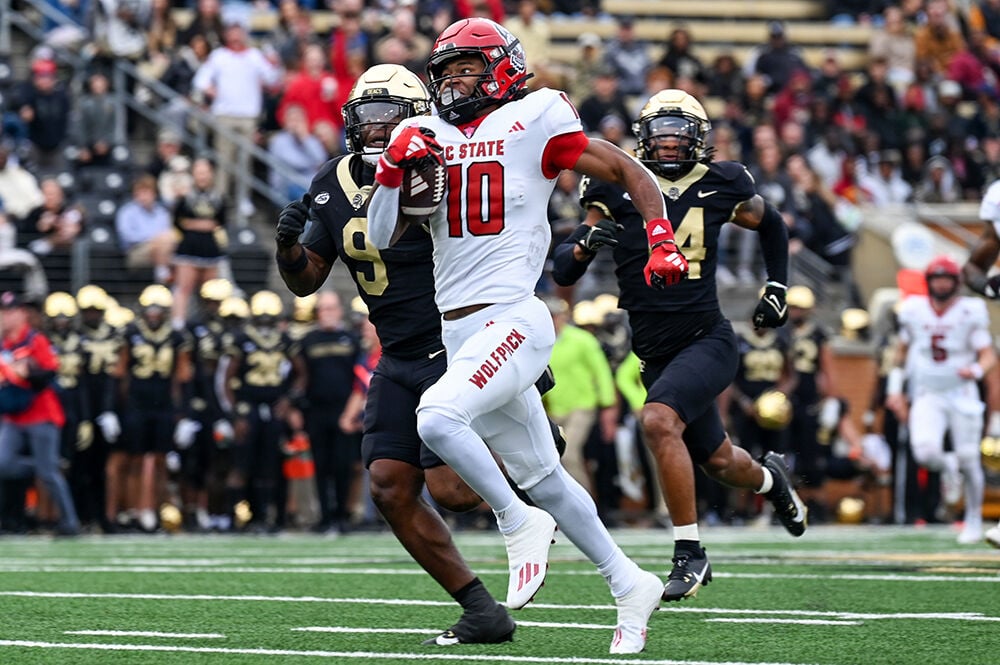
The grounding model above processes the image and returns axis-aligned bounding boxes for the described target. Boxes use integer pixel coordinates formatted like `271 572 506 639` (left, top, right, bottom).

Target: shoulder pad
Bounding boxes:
712 160 754 183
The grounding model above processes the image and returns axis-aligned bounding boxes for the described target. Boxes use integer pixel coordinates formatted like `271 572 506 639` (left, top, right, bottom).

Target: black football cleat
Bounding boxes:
423 604 515 646
661 547 711 602
761 451 808 537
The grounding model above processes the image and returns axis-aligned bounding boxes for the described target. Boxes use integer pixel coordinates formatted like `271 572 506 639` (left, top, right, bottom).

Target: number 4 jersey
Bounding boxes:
385 88 587 313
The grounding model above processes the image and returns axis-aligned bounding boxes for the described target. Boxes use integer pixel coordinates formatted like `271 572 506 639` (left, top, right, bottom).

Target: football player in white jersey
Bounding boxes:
962 178 1000 548
367 17 688 654
886 256 997 544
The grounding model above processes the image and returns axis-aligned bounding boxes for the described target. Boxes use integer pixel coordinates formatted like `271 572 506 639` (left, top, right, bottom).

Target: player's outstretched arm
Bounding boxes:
275 194 333 296
572 139 666 223
551 208 620 286
963 222 1000 297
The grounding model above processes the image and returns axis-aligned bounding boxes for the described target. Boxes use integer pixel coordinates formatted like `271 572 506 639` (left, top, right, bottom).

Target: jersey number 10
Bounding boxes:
446 162 505 238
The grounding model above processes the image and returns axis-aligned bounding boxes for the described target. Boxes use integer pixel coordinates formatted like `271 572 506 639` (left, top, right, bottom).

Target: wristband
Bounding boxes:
276 248 308 274
375 155 403 189
886 367 905 395
645 217 675 249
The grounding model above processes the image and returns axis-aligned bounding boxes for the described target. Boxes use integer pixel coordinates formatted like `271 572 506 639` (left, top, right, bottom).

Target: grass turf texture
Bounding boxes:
0 525 997 664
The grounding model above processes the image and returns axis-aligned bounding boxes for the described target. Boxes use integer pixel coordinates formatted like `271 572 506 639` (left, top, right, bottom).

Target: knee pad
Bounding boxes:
909 438 942 470
416 405 467 448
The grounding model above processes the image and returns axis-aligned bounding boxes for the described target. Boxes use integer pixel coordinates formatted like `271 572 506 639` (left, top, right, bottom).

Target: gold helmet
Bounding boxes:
633 89 712 179
786 285 816 310
219 296 249 320
159 503 183 534
138 284 174 309
753 390 793 430
982 436 1000 473
105 304 135 328
44 291 78 319
293 293 318 323
342 64 431 160
250 290 283 319
200 278 234 303
76 284 110 311
592 293 620 318
840 308 871 341
836 497 866 524
350 295 369 316
572 300 602 327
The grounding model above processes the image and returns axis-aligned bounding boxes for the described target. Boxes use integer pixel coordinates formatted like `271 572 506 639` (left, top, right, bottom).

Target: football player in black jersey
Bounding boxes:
115 285 193 531
274 64 517 645
552 89 808 602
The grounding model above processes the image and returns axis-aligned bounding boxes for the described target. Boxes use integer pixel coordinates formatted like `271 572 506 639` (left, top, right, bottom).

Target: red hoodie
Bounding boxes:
1 324 65 427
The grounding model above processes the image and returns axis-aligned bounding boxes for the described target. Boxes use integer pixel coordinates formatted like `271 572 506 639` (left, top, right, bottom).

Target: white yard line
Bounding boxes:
64 630 225 639
3 591 999 622
0 639 824 665
704 619 862 626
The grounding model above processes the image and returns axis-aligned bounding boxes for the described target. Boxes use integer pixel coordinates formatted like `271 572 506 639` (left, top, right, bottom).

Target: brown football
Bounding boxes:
399 159 446 218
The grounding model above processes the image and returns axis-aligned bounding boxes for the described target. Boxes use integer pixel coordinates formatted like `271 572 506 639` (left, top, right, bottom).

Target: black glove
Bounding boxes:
576 219 622 254
276 193 311 249
753 283 788 329
985 274 1000 299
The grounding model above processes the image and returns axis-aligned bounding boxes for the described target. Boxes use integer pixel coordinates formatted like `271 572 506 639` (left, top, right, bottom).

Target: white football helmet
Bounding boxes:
633 89 712 179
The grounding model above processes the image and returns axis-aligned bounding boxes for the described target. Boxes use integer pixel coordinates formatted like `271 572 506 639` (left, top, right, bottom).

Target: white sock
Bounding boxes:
673 522 700 543
597 547 641 598
495 498 530 535
756 467 774 494
960 459 985 529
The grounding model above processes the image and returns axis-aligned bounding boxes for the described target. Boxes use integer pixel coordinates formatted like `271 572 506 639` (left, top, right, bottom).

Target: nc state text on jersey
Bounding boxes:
443 140 506 161
468 328 526 389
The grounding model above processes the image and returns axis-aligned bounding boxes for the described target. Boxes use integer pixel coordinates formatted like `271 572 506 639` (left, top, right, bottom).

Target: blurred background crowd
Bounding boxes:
0 0 999 536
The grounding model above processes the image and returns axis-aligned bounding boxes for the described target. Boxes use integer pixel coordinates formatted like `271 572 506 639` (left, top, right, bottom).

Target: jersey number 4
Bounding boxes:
672 207 707 279
446 162 505 237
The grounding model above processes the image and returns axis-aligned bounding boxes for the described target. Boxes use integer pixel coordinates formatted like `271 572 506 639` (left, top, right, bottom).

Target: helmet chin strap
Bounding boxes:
361 152 379 166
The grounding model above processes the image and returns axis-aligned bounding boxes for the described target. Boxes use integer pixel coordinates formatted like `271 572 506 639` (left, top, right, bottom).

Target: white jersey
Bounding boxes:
979 179 1000 236
897 295 992 395
394 88 582 312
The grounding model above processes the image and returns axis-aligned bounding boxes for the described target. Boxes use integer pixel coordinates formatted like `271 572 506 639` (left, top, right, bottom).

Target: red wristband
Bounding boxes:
645 218 675 248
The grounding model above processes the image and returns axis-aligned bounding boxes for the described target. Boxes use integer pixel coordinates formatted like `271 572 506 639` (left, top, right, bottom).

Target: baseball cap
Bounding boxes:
768 20 786 37
0 291 25 309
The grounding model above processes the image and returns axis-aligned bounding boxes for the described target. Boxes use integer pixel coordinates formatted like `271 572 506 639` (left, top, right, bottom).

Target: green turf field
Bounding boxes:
0 524 997 664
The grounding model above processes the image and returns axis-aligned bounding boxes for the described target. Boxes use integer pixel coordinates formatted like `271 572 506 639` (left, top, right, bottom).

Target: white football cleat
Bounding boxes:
610 570 663 654
984 525 1000 549
503 506 556 609
957 523 983 545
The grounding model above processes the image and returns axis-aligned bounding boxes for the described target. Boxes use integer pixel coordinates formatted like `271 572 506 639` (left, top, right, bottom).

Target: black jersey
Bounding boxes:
790 321 829 406
229 326 296 406
571 160 755 360
174 187 228 259
122 320 192 409
733 328 790 399
188 317 226 414
297 327 360 409
79 321 121 415
301 155 441 359
50 329 85 392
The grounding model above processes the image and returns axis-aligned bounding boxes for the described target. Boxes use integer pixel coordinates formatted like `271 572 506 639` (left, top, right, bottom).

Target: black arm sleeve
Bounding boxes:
102 376 119 414
758 201 789 286
551 224 596 287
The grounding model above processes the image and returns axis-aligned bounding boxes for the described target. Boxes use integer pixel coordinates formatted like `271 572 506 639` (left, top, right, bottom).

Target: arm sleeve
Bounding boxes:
757 200 789 285
367 184 401 249
551 224 596 286
541 131 589 179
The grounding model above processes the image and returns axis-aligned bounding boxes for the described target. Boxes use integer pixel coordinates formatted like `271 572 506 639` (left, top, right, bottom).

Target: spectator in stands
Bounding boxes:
72 71 116 169
90 0 152 71
159 155 193 209
374 10 433 76
455 0 505 22
274 3 318 71
268 104 326 201
328 0 372 83
833 157 874 206
901 140 928 186
869 5 916 95
568 32 604 104
10 57 72 170
143 0 178 78
115 175 175 284
192 16 283 216
0 209 47 300
0 143 43 223
968 0 1000 49
658 27 705 87
504 0 551 73
748 21 808 95
706 53 745 101
858 149 913 204
914 154 961 202
947 30 1000 100
171 157 227 328
577 66 632 135
914 0 965 76
159 32 211 132
278 43 346 142
970 88 1000 140
773 68 815 130
18 178 83 257
178 0 225 51
0 291 79 537
602 16 651 97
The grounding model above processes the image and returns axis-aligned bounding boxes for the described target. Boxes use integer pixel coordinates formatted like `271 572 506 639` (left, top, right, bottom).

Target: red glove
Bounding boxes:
375 126 444 188
643 218 688 288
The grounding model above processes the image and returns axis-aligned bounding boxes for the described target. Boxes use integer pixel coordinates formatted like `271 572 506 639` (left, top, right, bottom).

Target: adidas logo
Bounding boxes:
517 563 541 590
650 224 669 237
508 121 525 133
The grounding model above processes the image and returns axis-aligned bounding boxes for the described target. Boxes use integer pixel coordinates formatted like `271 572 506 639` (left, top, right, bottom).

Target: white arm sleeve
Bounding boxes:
367 184 402 249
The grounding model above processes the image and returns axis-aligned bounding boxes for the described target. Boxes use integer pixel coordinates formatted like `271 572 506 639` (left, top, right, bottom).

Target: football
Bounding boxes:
399 158 446 219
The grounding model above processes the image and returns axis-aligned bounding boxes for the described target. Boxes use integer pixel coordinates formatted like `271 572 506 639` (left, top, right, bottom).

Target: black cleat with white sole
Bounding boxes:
423 605 515 646
761 451 808 537
661 547 711 602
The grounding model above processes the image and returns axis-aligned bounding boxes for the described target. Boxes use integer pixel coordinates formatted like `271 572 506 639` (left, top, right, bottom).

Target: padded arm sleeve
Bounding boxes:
758 200 789 286
551 224 596 286
367 184 402 250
